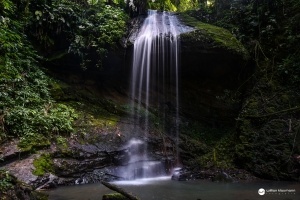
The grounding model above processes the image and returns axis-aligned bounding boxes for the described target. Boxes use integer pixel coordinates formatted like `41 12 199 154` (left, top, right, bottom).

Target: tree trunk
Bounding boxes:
138 0 148 15
101 181 140 200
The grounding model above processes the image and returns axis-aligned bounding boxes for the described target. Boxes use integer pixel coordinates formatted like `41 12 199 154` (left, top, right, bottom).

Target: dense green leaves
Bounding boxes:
207 0 300 180
0 2 76 142
147 0 198 12
0 0 130 148
0 0 130 142
183 0 300 180
187 0 300 85
28 0 81 47
0 170 13 191
69 5 128 68
26 0 128 69
0 0 15 15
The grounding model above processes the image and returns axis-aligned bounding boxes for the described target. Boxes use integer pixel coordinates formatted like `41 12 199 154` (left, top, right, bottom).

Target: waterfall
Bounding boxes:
122 10 191 180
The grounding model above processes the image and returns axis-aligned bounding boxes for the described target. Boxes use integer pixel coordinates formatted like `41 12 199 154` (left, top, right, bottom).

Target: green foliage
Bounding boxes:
0 3 76 143
0 170 13 191
56 135 68 148
88 0 99 6
128 0 199 12
0 169 49 199
184 1 300 180
179 12 249 59
211 134 236 169
235 118 299 180
18 134 51 151
180 121 226 145
69 5 128 69
176 0 198 12
33 154 54 176
278 54 300 85
188 0 299 53
0 0 15 15
179 119 237 169
27 0 82 47
26 0 128 69
148 0 177 11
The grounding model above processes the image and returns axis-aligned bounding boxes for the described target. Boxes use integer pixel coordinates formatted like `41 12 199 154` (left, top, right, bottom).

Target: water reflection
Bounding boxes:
47 178 300 200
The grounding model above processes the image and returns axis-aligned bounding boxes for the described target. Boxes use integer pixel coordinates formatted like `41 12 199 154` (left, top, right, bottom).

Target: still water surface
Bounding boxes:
47 177 300 200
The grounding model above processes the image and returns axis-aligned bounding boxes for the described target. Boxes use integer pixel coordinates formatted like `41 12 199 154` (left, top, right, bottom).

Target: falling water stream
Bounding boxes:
128 10 192 179
131 10 183 124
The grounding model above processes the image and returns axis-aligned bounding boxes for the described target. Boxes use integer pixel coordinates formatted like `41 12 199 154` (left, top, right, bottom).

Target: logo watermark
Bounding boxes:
258 188 265 195
258 188 296 195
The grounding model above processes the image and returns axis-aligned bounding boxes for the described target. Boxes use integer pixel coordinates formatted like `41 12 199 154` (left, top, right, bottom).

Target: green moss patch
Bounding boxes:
179 120 236 169
102 193 128 200
50 78 125 130
18 135 51 152
193 134 236 169
33 154 54 176
179 12 249 59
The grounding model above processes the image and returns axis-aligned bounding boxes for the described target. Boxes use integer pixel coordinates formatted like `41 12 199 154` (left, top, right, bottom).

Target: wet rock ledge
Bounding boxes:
0 133 177 190
171 167 257 183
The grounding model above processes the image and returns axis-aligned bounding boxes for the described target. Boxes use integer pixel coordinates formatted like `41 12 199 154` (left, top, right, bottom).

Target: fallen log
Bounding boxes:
101 181 140 200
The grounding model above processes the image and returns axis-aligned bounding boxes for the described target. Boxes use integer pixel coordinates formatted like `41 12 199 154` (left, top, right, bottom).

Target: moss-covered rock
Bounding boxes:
212 172 233 182
33 154 54 176
179 12 249 59
102 193 128 200
0 170 48 200
179 13 249 59
18 135 51 152
176 12 252 127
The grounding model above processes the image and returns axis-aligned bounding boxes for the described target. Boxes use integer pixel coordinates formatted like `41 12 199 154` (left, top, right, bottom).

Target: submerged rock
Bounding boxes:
102 193 128 200
212 172 233 183
171 168 214 181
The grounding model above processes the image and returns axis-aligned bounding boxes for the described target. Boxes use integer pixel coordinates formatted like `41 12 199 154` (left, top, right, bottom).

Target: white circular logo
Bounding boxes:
258 188 265 195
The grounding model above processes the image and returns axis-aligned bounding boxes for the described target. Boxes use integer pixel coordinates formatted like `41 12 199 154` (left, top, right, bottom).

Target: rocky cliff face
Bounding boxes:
126 13 251 126
180 25 251 126
0 13 255 191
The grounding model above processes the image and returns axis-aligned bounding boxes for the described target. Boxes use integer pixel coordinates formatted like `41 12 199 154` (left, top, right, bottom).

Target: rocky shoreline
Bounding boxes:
1 136 257 195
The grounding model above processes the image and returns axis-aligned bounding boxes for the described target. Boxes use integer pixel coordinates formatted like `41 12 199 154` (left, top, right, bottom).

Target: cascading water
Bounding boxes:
131 10 183 127
115 139 166 180
122 10 192 181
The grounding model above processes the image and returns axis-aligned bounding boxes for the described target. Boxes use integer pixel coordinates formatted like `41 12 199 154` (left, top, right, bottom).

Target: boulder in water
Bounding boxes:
102 193 128 200
212 172 233 182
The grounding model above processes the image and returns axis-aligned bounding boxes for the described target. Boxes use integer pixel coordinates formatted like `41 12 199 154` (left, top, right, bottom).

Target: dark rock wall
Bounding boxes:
180 43 251 125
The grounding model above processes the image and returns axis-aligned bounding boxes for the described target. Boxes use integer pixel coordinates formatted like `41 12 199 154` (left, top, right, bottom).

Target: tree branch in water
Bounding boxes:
101 181 140 200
